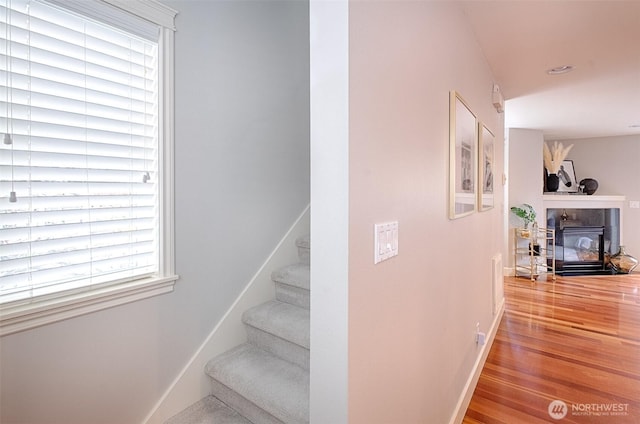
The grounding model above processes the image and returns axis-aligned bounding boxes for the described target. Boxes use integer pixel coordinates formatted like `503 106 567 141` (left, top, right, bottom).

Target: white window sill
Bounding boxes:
0 275 179 337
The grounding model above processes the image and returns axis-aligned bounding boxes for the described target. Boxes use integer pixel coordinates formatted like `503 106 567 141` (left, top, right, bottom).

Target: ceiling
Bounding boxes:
460 1 640 141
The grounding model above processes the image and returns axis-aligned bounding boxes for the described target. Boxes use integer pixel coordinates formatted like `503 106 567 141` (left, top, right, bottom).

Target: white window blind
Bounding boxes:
0 0 160 304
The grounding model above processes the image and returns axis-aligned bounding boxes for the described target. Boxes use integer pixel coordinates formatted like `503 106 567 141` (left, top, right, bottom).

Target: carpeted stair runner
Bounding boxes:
242 299 309 370
165 235 310 424
165 396 252 424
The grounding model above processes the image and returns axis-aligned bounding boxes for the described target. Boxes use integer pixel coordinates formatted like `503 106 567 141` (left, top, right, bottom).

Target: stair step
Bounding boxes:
296 235 310 265
243 300 310 348
164 396 251 424
271 263 310 291
272 264 310 310
205 343 309 424
243 300 309 369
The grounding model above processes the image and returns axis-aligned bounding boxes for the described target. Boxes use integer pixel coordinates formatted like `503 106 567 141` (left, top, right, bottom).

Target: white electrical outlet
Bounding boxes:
476 322 486 345
374 221 398 264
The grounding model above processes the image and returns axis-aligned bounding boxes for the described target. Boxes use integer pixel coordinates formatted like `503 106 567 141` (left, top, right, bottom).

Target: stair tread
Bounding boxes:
271 263 310 291
243 300 309 349
165 396 251 424
296 234 310 250
206 343 309 424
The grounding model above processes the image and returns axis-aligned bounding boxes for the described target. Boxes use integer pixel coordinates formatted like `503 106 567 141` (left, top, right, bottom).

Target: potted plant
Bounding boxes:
511 204 536 229
511 203 540 256
511 204 540 254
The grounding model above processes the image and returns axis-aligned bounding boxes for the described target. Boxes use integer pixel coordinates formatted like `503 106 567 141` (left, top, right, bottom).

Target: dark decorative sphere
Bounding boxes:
580 178 599 195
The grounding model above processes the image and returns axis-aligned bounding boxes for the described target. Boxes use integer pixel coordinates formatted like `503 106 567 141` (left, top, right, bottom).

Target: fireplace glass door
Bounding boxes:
557 226 605 274
547 207 619 275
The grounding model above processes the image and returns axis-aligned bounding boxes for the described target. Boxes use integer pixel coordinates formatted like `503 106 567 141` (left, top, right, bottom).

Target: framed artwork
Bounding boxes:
556 159 578 192
449 91 477 219
478 123 494 211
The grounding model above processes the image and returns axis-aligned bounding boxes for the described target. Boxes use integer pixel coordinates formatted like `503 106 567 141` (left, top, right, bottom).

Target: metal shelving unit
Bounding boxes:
514 227 556 281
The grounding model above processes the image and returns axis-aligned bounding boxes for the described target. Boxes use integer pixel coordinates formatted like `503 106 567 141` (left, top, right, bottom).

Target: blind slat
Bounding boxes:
0 84 155 118
1 236 156 264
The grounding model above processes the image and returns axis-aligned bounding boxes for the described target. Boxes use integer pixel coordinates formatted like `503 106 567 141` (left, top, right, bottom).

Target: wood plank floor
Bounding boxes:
463 274 640 423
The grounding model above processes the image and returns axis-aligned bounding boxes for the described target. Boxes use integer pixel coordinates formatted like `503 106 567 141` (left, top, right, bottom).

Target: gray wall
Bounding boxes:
0 1 310 422
505 131 640 269
566 135 640 257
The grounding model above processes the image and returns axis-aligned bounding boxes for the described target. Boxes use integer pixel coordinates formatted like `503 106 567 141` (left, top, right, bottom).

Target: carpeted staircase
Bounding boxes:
166 235 310 424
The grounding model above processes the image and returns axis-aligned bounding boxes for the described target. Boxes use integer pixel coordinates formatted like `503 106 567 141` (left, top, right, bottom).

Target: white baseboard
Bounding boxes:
448 301 505 424
143 205 310 424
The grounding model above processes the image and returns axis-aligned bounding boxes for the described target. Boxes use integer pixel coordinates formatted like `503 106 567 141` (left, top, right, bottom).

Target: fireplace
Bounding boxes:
546 208 620 275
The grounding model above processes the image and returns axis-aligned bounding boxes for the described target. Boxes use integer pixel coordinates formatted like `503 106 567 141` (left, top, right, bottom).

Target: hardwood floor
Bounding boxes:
463 274 640 423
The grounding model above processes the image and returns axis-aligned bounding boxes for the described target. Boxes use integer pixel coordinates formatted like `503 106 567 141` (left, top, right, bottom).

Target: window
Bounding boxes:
0 0 177 335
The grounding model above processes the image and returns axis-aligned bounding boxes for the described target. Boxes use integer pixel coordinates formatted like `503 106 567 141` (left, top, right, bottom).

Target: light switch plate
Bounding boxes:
374 221 398 264
630 200 640 209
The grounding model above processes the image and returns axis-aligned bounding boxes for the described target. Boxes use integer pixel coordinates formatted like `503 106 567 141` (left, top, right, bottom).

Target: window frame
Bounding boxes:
0 0 179 336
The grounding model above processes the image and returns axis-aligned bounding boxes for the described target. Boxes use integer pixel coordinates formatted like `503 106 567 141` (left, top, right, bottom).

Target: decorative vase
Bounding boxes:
529 221 539 255
518 221 531 238
580 178 599 195
610 246 639 274
530 242 541 256
546 174 560 192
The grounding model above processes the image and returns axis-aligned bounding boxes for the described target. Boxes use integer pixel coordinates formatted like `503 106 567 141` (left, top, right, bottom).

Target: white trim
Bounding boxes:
310 1 350 422
102 0 177 31
542 194 626 203
448 302 505 424
160 25 176 278
44 0 177 40
143 206 310 424
0 275 178 336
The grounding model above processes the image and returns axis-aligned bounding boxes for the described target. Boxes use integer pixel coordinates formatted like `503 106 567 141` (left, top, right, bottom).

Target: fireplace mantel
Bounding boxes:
543 194 626 245
542 194 626 209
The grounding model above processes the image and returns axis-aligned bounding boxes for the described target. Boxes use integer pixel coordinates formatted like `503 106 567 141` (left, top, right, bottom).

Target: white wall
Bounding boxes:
346 2 504 423
0 1 310 423
565 134 640 257
506 128 545 268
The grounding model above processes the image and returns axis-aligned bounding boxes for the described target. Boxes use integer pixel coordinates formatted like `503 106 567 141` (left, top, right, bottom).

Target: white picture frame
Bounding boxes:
449 91 477 219
556 159 578 193
478 123 494 211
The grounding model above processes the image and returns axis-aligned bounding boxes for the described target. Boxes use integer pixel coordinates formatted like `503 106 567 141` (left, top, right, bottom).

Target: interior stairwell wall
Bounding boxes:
347 2 504 423
144 206 309 423
0 1 310 423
